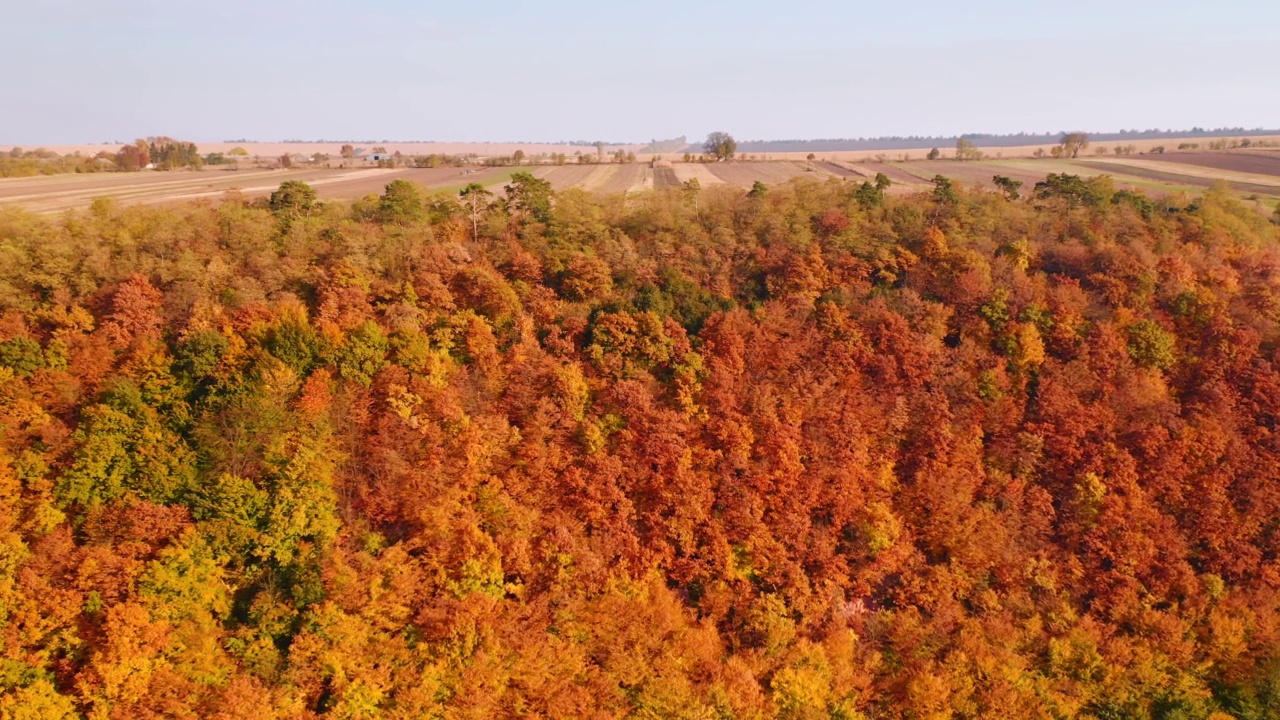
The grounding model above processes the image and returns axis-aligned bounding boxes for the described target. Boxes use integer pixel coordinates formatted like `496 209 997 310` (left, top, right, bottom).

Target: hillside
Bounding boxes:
0 177 1279 717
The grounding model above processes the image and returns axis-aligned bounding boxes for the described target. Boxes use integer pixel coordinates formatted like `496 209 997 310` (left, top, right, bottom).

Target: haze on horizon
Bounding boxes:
3 0 1278 146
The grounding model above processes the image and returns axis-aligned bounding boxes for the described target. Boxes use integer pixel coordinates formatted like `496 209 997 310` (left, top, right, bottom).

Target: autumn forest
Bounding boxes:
1 172 1279 719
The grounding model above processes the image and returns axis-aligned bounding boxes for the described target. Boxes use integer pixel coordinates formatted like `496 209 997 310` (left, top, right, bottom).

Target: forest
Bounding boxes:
0 171 1278 719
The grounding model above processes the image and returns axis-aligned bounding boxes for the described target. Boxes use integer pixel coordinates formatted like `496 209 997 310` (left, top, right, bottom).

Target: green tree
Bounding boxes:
269 180 317 218
1034 173 1110 207
704 132 737 161
335 321 389 386
56 385 196 508
993 175 1023 200
378 179 424 224
0 337 43 377
505 171 553 224
1125 319 1176 370
927 147 941 160
932 175 958 205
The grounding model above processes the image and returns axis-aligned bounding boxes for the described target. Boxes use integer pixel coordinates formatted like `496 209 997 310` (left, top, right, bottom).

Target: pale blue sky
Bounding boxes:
3 0 1277 144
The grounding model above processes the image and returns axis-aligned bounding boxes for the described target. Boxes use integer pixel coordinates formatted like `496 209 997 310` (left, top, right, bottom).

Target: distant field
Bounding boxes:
641 136 1280 163
0 141 644 159
705 162 810 186
3 150 1278 214
1140 151 1280 176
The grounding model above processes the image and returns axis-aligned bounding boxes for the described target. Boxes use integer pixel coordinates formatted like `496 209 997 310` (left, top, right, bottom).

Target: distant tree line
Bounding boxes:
732 127 1280 153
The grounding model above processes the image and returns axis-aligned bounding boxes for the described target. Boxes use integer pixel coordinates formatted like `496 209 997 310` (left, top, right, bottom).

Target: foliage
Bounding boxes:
704 131 737 161
1060 131 1090 158
0 171 1276 717
992 174 1022 200
268 180 317 218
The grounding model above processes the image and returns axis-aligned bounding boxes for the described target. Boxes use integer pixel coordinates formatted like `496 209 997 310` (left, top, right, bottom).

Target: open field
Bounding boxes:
813 161 867 179
530 165 600 190
653 166 681 190
0 166 517 213
705 162 809 186
4 152 1279 214
1127 152 1280 178
889 160 1051 190
639 136 1280 163
596 164 651 194
0 141 644 159
671 163 725 186
861 163 930 187
1075 161 1280 196
1078 157 1280 186
8 136 1277 170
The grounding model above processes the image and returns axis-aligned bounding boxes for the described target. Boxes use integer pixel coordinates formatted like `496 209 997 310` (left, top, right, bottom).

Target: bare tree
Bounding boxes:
460 183 493 240
1060 132 1090 158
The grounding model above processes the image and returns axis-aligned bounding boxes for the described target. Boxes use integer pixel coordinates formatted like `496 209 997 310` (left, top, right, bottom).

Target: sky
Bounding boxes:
2 0 1278 145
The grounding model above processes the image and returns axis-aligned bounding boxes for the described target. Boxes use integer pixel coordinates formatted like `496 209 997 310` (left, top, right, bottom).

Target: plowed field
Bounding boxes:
705 162 808 187
671 164 725 186
1136 152 1280 177
653 167 680 190
597 165 649 194
6 154 1277 214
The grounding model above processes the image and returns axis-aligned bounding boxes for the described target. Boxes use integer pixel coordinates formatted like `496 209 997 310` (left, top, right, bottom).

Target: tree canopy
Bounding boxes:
704 131 737 161
0 172 1277 717
1060 131 1090 158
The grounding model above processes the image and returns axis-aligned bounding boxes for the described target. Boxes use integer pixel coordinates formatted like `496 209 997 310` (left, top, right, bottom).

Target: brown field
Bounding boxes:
653 166 680 190
0 166 521 213
0 141 644 160
578 165 619 192
705 162 809 187
1075 161 1280 196
639 136 1280 164
671 163 725 186
812 161 867 179
1077 157 1280 187
596 164 650 194
531 165 600 190
887 160 1048 190
0 167 293 200
861 163 929 186
1129 152 1280 178
4 151 1278 214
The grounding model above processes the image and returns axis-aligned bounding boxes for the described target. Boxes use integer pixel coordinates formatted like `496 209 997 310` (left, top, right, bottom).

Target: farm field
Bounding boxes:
640 135 1280 163
1138 151 1280 176
1080 156 1280 189
653 166 681 190
529 165 599 190
671 163 725 186
3 154 1280 214
0 141 644 160
0 167 518 213
705 161 809 186
596 164 651 194
813 161 870 179
889 160 1053 190
1075 161 1280 197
